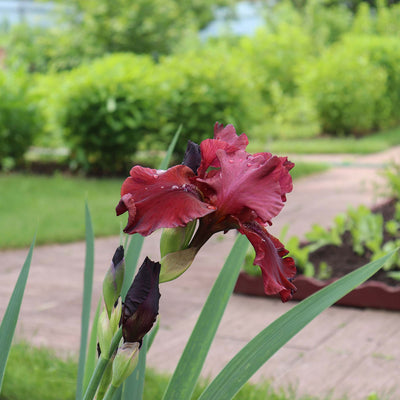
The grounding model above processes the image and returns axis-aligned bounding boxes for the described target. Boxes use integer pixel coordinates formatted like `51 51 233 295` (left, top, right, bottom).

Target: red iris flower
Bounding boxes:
116 123 296 302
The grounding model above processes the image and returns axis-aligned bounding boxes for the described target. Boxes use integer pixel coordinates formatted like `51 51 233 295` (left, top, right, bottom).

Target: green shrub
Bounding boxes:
340 34 400 125
156 46 264 153
238 25 313 101
0 71 39 170
267 0 352 49
351 0 400 37
54 53 162 174
298 45 390 136
51 50 262 173
3 24 101 73
58 0 197 56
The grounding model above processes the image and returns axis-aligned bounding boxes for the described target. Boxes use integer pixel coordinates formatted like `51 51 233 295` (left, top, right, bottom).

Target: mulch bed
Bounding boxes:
308 198 398 287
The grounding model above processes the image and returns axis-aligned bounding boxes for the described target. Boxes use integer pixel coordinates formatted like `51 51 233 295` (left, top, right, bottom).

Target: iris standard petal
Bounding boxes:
197 123 249 178
200 149 293 223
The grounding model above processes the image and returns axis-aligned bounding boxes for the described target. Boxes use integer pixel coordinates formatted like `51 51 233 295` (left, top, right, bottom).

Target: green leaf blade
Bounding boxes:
76 202 95 400
83 299 102 393
162 234 249 400
159 125 182 170
198 250 398 400
0 235 35 390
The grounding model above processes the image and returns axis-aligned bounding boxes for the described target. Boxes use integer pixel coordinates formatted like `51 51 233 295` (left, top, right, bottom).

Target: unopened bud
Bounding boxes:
159 247 198 282
97 309 113 355
160 220 196 258
103 246 125 317
110 297 122 333
122 257 161 344
182 140 201 174
111 342 140 388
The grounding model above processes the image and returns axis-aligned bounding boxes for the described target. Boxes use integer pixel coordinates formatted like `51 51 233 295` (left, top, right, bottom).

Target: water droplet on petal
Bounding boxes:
229 159 234 164
247 163 252 167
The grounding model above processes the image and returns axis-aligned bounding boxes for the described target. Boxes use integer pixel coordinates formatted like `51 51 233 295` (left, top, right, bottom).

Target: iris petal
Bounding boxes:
197 123 249 178
117 165 215 236
239 221 296 302
199 149 293 223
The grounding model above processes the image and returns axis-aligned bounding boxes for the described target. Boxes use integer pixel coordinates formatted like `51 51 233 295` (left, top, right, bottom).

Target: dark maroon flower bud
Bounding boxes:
122 257 161 344
182 140 201 174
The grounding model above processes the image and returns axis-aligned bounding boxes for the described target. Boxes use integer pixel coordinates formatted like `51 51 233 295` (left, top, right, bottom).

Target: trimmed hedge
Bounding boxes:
51 51 262 174
0 71 39 170
341 34 400 126
298 43 390 136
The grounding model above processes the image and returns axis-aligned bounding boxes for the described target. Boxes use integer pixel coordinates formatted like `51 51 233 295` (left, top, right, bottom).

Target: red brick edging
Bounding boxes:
234 272 400 311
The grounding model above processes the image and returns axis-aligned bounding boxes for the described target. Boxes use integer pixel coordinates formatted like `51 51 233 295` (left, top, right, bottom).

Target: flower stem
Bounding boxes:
82 327 123 400
102 384 119 400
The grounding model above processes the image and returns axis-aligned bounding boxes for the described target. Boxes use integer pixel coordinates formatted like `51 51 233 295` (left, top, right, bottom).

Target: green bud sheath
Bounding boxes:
103 246 125 317
159 247 198 283
160 220 197 258
97 310 113 355
111 342 140 388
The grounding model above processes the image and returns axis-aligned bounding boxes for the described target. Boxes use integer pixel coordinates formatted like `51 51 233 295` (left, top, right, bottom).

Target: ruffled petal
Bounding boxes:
197 123 249 178
239 221 296 302
116 165 215 236
199 149 294 223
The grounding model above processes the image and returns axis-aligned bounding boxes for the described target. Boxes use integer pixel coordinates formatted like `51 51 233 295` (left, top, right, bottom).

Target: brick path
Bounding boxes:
1 146 399 399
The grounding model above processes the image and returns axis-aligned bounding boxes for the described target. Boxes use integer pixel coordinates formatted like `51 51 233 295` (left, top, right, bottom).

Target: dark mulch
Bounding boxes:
308 199 399 287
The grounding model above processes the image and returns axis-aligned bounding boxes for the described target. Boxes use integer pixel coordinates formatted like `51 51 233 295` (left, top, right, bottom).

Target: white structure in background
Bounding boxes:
0 0 55 27
200 1 266 40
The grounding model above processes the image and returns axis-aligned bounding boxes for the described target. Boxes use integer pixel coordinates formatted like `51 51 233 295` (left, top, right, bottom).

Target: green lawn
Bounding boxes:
0 173 123 249
0 161 328 249
248 126 400 155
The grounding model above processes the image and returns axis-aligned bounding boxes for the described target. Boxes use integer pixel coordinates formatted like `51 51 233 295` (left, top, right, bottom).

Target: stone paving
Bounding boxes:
1 146 400 399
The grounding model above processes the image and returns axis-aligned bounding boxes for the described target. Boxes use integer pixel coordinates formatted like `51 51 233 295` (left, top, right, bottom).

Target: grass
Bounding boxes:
248 126 400 155
0 161 328 249
0 173 122 249
0 342 345 400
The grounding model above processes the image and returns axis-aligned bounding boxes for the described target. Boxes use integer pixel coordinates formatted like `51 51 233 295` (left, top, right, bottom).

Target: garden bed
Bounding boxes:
234 199 400 311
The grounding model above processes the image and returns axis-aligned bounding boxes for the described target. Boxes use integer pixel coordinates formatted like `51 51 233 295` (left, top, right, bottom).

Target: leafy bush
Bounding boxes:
57 0 197 56
3 24 102 73
238 25 312 101
53 54 161 174
267 0 352 49
298 45 390 136
52 50 261 173
340 34 400 126
156 47 263 153
351 0 400 36
0 71 39 170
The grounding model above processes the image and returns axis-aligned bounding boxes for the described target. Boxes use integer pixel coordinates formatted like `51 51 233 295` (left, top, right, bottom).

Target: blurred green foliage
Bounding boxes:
35 50 262 173
2 0 400 173
2 0 233 73
298 46 390 136
0 71 40 170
